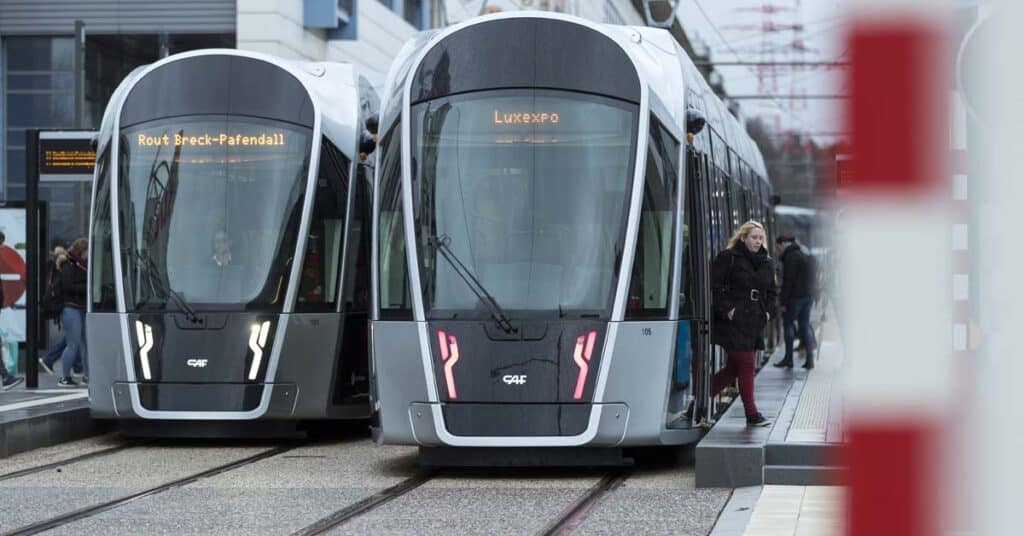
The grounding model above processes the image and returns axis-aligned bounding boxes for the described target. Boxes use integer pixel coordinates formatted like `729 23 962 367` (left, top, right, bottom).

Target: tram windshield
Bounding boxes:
411 90 638 318
119 115 312 311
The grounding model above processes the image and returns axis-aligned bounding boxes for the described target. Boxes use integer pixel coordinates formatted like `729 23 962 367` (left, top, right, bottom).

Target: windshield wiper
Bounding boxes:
130 248 200 323
428 234 515 334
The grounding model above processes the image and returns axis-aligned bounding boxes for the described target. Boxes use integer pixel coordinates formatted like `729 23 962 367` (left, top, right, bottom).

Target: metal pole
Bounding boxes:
25 130 39 389
694 61 850 67
158 31 170 59
74 20 86 129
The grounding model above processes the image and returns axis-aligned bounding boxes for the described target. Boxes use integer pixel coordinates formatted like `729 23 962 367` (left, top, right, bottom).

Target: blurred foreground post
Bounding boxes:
976 3 1024 535
842 1 951 535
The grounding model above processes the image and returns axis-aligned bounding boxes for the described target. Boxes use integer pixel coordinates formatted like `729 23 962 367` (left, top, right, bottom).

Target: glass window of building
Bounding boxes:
3 37 75 201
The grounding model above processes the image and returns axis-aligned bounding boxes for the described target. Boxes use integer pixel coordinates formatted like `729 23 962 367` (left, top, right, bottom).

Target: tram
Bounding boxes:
87 50 379 435
369 13 774 462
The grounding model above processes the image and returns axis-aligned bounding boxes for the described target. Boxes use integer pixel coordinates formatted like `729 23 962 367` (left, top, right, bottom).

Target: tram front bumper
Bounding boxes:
101 381 298 419
405 402 630 447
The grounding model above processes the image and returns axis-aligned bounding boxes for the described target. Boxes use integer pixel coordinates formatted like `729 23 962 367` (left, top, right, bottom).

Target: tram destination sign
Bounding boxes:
38 131 97 182
134 131 288 148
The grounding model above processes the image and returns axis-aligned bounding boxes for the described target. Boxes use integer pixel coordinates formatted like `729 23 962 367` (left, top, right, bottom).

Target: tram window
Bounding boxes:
118 115 312 312
117 135 137 304
721 171 733 236
409 89 637 316
297 138 350 312
377 123 413 319
91 146 116 311
626 118 678 319
343 164 371 312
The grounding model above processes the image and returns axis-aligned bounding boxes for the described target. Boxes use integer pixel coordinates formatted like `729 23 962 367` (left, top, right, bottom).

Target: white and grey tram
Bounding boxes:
87 50 380 435
369 13 774 462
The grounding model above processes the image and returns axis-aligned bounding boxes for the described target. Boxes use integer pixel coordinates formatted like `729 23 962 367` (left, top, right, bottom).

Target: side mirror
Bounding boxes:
686 108 707 136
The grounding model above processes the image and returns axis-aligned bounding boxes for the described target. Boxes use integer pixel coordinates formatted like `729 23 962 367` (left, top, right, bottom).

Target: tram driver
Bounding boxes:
211 229 233 267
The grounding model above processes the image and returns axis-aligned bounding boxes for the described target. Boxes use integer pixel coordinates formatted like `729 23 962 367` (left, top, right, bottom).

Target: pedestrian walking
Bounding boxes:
710 220 778 427
0 233 23 391
56 238 88 388
773 235 818 369
38 245 69 375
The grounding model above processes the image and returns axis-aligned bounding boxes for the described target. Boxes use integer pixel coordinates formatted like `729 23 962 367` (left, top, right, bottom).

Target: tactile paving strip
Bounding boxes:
787 341 844 443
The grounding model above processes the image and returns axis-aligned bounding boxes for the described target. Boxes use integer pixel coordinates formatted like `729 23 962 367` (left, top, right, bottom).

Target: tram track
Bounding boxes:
539 471 631 536
2 445 295 536
291 470 438 535
0 442 139 483
303 463 634 535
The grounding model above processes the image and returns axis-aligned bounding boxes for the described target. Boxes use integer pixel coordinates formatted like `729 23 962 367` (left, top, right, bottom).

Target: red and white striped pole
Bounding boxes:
841 1 951 535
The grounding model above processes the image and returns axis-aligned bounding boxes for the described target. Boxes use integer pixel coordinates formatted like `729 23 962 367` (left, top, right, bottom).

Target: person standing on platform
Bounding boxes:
710 221 778 427
773 235 818 369
56 238 88 388
38 245 69 375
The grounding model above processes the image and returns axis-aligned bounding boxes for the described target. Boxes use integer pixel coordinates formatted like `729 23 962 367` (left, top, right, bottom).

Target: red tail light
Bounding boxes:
436 330 460 399
572 330 598 400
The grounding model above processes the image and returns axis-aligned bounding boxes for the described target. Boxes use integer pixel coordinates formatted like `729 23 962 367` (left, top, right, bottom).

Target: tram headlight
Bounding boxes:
247 321 271 381
436 330 460 399
572 330 598 400
134 320 154 380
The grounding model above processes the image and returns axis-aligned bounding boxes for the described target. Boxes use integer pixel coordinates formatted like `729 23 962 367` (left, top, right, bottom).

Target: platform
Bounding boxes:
0 373 103 458
697 320 846 488
710 484 843 536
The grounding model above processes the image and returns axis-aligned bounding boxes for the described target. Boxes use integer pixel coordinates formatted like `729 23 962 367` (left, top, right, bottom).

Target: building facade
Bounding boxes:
0 0 645 246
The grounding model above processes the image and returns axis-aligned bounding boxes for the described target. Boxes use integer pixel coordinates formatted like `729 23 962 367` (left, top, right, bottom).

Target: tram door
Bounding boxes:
682 148 713 423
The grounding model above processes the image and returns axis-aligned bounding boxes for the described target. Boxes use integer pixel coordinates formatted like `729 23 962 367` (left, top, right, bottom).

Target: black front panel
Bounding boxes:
428 320 606 404
121 55 315 127
412 18 640 104
131 312 278 383
442 404 591 437
138 383 263 412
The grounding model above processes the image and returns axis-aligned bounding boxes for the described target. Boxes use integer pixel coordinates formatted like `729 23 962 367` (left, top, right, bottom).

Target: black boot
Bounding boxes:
774 352 794 368
802 348 815 369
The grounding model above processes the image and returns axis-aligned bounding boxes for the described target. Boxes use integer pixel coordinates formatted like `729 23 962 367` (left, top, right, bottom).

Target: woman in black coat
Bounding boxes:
711 220 778 427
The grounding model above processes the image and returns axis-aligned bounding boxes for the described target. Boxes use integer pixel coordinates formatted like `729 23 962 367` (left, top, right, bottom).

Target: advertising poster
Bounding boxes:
0 208 27 343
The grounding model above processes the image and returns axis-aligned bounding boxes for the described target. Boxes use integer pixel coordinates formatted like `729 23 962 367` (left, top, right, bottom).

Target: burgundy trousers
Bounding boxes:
711 349 758 416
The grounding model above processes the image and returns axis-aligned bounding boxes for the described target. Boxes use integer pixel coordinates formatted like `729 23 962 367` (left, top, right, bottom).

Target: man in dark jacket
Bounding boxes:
774 235 817 369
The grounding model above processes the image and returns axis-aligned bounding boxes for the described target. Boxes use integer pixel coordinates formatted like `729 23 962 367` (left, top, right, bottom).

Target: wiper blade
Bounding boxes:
130 248 200 323
428 234 515 334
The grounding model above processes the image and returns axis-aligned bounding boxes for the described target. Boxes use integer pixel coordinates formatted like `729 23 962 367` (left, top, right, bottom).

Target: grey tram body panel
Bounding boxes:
371 321 432 445
92 313 369 420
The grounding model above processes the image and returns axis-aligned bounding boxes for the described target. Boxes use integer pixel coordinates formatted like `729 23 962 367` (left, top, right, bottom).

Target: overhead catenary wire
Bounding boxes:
691 0 813 132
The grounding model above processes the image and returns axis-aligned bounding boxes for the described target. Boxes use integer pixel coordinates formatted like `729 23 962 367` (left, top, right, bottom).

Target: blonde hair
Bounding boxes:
68 238 88 257
53 245 70 270
727 220 766 249
57 238 88 269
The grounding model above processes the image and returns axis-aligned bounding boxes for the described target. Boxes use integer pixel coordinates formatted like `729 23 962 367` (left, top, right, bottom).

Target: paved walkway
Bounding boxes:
711 313 847 535
712 485 843 536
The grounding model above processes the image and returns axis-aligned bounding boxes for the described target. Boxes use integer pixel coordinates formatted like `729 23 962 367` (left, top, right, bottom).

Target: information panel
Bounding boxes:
38 131 97 182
